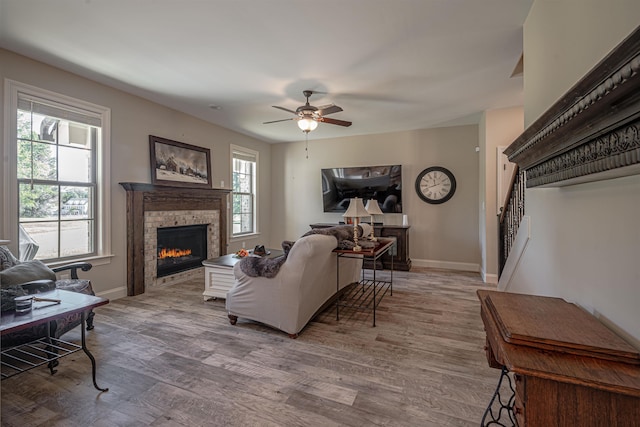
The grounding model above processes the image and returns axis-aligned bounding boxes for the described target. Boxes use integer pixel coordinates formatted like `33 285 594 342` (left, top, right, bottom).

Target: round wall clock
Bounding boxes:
415 166 457 204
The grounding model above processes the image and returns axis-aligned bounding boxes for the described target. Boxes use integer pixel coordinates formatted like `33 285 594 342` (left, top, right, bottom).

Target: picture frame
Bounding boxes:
149 135 212 189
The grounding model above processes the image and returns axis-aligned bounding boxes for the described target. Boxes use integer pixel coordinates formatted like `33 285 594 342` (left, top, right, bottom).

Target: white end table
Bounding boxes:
202 249 283 300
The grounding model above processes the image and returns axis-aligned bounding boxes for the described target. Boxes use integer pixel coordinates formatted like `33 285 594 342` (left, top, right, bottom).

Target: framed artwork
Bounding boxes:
149 135 212 189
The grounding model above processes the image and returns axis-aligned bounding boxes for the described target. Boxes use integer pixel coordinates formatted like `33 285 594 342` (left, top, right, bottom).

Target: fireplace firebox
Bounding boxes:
156 224 208 278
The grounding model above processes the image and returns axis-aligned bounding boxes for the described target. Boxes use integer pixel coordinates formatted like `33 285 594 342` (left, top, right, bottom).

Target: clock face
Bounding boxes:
415 167 456 204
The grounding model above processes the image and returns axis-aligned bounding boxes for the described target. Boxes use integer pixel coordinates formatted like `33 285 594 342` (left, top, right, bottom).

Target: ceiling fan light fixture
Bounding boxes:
266 90 351 132
297 117 318 132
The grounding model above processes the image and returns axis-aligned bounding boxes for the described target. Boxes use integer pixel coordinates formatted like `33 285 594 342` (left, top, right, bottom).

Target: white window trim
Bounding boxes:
2 79 113 266
230 144 259 239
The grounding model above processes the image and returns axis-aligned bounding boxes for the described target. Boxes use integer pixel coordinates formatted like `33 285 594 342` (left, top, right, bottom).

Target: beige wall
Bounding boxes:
524 0 640 126
270 126 481 270
0 49 272 298
479 107 523 283
508 2 640 345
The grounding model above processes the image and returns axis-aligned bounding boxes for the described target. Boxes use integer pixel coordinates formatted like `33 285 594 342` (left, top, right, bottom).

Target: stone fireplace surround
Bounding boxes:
120 183 230 296
144 210 218 289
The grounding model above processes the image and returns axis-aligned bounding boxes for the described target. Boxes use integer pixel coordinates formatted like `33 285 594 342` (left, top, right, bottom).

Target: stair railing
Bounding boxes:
498 166 525 277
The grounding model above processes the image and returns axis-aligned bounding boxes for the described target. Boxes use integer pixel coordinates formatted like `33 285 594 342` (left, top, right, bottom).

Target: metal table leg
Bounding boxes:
80 312 108 392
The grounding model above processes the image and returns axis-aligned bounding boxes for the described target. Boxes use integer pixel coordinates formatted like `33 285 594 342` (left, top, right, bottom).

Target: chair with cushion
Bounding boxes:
0 245 96 350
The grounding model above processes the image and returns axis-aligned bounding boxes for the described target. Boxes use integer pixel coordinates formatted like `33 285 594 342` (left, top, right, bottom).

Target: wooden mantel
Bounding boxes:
505 26 640 187
120 183 231 296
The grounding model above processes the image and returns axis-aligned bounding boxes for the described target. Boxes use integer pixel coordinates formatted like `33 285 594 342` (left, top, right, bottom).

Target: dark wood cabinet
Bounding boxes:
310 223 411 271
478 290 640 427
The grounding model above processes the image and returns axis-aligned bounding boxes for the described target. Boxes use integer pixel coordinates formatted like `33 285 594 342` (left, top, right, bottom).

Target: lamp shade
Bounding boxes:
297 117 318 132
365 199 384 215
343 197 369 218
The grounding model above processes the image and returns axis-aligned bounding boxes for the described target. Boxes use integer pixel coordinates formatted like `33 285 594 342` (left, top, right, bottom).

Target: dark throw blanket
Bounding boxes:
237 240 292 278
238 225 371 278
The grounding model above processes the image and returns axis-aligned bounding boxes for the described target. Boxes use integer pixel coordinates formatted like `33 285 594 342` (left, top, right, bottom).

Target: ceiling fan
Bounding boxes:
263 90 352 133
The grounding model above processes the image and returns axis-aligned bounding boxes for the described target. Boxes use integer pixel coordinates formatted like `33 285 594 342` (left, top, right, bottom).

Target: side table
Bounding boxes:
477 290 640 426
202 249 284 300
334 238 394 326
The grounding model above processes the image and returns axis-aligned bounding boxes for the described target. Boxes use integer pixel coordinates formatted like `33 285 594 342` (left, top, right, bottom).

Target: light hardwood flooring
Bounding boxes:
1 268 501 426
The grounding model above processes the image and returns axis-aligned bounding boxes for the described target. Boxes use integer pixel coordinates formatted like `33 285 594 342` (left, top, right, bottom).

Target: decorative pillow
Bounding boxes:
0 260 56 287
0 246 20 271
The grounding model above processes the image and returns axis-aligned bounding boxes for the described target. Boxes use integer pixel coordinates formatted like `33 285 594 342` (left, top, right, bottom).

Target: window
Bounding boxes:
4 80 111 263
231 146 258 236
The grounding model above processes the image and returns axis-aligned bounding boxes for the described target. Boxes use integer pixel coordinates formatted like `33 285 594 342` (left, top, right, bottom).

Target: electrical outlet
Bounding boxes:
242 242 245 249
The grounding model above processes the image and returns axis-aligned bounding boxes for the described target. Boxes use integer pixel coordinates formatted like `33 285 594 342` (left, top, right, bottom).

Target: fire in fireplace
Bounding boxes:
156 224 208 278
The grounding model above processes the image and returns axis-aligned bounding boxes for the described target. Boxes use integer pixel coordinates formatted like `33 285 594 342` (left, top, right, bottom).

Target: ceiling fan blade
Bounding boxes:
263 118 294 124
316 104 343 116
272 105 297 114
319 117 352 127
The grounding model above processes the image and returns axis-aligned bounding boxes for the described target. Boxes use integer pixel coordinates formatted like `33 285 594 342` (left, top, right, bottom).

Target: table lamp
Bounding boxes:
365 199 384 241
343 197 369 251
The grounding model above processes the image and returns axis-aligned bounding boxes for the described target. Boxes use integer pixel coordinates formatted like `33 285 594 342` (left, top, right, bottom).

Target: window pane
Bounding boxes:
232 214 242 234
21 222 59 260
17 110 35 140
65 122 93 148
240 214 253 233
61 220 93 257
61 186 93 219
38 116 59 143
19 183 58 219
240 195 252 212
59 145 92 182
17 140 57 181
237 174 252 193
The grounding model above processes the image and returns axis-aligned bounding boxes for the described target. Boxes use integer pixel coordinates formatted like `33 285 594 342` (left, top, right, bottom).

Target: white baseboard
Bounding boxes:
96 286 127 301
412 259 480 272
498 215 530 291
482 272 499 285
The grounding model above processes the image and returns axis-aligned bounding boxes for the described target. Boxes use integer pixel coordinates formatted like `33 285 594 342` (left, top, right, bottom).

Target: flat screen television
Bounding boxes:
321 165 402 213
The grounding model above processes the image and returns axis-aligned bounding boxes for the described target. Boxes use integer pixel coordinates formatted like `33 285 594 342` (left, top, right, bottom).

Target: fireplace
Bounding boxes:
157 224 208 278
120 183 230 296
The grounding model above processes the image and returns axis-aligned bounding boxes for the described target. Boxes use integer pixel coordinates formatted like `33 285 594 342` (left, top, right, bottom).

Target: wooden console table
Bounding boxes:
310 223 411 270
477 290 640 426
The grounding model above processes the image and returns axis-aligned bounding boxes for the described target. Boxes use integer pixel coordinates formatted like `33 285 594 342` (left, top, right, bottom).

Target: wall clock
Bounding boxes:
415 166 456 204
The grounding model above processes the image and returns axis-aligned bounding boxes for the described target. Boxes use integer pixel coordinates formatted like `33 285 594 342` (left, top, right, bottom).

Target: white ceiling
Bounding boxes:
0 0 532 143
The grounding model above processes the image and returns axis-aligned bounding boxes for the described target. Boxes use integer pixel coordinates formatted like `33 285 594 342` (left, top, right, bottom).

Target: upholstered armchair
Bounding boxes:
0 246 96 349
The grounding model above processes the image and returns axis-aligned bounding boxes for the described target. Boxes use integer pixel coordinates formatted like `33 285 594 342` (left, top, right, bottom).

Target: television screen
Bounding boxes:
321 165 402 213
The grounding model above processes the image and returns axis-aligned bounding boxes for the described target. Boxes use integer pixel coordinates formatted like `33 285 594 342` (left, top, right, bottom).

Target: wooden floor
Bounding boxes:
1 268 501 426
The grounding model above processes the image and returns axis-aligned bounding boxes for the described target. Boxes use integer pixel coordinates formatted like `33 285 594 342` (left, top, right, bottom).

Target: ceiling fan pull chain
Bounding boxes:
305 133 309 159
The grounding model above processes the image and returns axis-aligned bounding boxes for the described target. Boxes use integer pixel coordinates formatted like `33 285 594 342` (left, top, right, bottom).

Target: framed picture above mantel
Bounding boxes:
149 135 212 189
